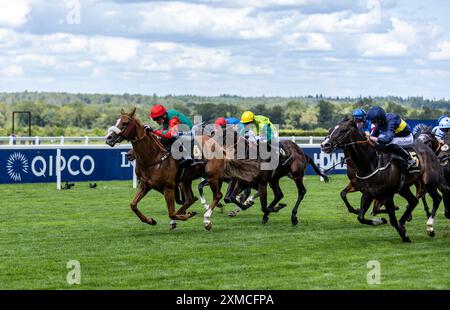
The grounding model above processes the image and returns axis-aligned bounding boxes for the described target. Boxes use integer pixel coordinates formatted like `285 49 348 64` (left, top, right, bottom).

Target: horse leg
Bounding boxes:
224 179 237 204
385 195 411 243
130 182 157 225
357 194 387 226
259 184 270 224
198 178 210 210
204 176 223 230
267 178 285 213
176 181 198 217
398 187 419 229
424 187 442 238
164 187 190 230
415 184 430 218
291 178 307 226
443 188 450 219
340 182 359 214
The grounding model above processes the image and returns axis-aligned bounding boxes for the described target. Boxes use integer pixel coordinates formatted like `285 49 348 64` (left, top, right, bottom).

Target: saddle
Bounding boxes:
377 148 421 174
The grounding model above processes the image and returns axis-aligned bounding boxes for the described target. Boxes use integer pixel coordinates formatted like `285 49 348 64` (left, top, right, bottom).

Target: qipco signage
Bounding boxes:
0 148 134 184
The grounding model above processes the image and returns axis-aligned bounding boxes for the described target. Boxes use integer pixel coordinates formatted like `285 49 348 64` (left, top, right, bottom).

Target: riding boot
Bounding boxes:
387 144 416 170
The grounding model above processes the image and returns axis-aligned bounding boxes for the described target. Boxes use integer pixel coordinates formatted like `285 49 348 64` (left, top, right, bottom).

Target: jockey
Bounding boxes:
437 117 450 140
240 111 277 143
366 106 416 170
148 104 193 139
352 108 371 134
147 104 196 166
240 111 289 165
432 115 448 141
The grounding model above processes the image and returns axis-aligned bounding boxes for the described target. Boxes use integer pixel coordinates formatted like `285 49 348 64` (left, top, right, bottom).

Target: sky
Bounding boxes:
1 0 450 98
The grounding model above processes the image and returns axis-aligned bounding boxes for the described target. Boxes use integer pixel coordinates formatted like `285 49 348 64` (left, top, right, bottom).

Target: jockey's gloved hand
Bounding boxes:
144 125 153 133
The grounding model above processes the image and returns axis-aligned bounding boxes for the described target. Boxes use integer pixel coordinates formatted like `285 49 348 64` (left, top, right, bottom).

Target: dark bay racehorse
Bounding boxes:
106 108 203 229
436 135 450 220
414 124 443 219
321 118 442 242
198 134 329 230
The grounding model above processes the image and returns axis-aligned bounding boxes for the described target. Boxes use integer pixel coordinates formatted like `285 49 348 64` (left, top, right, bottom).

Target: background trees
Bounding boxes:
1 92 449 136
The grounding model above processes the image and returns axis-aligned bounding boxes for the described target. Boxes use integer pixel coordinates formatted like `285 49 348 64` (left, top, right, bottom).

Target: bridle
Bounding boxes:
108 115 170 167
326 126 373 152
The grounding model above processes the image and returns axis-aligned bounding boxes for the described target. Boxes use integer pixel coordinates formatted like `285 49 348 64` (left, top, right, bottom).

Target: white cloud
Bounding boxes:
89 37 140 63
429 41 450 60
358 18 417 57
42 33 89 54
1 64 24 78
140 43 231 71
283 33 332 51
139 2 279 39
0 0 31 27
15 54 56 66
295 0 381 33
229 63 273 75
373 66 397 73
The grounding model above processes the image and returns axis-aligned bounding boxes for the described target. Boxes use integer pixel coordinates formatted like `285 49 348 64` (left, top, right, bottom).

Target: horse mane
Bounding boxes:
412 123 432 138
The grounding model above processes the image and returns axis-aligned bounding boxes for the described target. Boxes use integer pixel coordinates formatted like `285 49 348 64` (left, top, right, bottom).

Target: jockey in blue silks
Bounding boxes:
436 117 450 141
352 108 371 134
432 115 448 141
366 106 416 170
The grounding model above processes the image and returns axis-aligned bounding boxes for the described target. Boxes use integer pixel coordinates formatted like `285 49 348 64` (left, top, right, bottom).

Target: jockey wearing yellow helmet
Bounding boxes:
240 111 290 165
240 111 277 143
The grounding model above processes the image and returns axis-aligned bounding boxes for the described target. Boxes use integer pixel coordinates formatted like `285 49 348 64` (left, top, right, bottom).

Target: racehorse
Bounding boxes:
106 108 203 229
436 135 450 220
198 133 329 230
321 117 442 242
413 124 443 219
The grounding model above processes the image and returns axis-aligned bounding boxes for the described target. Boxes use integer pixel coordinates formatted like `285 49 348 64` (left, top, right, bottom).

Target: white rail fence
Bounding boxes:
0 135 326 146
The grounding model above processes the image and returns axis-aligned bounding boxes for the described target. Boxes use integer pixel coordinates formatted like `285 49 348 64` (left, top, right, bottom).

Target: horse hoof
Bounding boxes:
228 211 237 217
372 218 387 225
291 216 298 226
147 218 157 225
204 222 212 231
217 202 223 208
169 223 177 230
428 231 435 238
262 216 269 224
188 211 197 218
403 237 411 243
407 214 413 222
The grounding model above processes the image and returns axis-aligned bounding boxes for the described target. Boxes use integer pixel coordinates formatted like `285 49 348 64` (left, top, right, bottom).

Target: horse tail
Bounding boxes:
306 154 329 182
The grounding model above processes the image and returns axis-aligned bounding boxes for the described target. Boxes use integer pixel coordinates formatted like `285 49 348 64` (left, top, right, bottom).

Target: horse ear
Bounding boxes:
120 108 125 115
131 107 136 117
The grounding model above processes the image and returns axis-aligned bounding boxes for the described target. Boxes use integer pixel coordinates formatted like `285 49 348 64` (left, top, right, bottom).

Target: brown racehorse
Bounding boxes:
321 118 442 242
197 134 329 230
106 108 203 229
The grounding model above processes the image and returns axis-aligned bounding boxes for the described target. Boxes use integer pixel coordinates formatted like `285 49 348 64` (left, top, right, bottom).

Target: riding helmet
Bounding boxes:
366 106 386 122
241 111 255 124
439 117 450 129
149 104 167 119
352 108 366 120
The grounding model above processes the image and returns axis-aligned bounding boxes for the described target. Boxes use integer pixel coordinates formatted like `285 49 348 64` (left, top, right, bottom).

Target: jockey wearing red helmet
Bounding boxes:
148 104 193 140
214 117 227 128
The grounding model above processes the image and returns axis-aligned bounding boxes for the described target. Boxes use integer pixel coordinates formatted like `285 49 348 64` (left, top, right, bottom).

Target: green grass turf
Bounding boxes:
1 175 449 290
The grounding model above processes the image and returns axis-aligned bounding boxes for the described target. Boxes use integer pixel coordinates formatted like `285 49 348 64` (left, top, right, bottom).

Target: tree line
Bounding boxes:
1 92 449 136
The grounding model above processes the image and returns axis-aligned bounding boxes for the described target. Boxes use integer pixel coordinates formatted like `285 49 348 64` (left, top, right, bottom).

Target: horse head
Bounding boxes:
106 107 143 147
414 124 439 151
321 116 362 153
438 135 450 167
